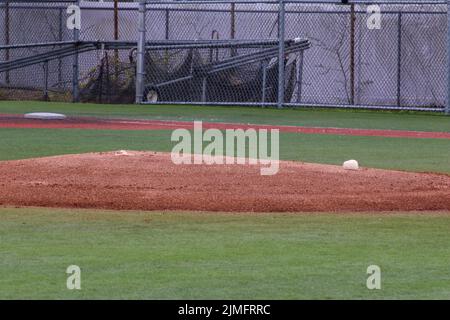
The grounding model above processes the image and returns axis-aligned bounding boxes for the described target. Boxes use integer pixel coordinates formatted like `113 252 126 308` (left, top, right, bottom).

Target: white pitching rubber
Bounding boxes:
343 159 359 170
115 150 130 156
24 112 66 120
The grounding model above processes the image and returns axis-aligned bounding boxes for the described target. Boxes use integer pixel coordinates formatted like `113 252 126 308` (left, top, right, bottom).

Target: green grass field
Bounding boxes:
1 128 450 173
2 208 450 300
0 101 449 299
1 100 450 132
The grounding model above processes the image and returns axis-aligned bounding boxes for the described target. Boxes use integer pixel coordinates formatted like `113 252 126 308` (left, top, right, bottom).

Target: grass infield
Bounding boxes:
1 101 450 132
1 207 450 300
0 128 449 173
0 102 449 299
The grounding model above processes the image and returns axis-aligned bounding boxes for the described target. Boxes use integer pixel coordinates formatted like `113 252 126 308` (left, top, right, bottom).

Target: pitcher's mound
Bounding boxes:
0 151 449 212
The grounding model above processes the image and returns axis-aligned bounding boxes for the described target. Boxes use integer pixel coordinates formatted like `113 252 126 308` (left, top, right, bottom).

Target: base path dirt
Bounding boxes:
0 151 449 212
1 114 450 139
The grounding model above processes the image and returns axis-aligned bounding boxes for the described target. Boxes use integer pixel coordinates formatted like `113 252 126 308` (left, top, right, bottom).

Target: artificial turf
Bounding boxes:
1 207 450 299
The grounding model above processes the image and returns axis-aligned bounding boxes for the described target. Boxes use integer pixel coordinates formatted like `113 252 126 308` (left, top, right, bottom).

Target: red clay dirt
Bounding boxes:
0 114 449 139
0 151 449 212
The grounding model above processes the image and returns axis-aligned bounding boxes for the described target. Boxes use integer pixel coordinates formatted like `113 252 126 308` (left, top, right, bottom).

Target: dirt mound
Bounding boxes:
0 151 449 212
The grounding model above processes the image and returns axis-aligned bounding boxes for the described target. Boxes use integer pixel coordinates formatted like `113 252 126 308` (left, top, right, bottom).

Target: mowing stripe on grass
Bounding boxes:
1 207 450 299
1 115 450 139
0 128 450 173
1 101 450 132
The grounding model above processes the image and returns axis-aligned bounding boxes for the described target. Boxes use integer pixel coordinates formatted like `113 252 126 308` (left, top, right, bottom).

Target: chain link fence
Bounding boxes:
283 1 447 109
0 0 76 101
0 0 449 113
137 2 298 106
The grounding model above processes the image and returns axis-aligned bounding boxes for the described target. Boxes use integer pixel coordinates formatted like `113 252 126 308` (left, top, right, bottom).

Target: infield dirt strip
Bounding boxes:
0 151 449 212
1 114 450 139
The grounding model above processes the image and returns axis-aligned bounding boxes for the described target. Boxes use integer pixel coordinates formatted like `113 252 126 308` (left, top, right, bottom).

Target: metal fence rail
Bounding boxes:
0 0 449 113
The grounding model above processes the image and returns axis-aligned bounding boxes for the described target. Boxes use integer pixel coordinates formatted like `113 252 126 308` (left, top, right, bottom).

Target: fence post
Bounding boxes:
114 0 119 80
43 60 49 101
447 0 450 114
5 0 10 85
72 0 80 103
58 8 63 86
277 0 285 109
296 51 304 104
165 8 169 40
397 12 402 108
350 3 355 105
135 0 146 104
